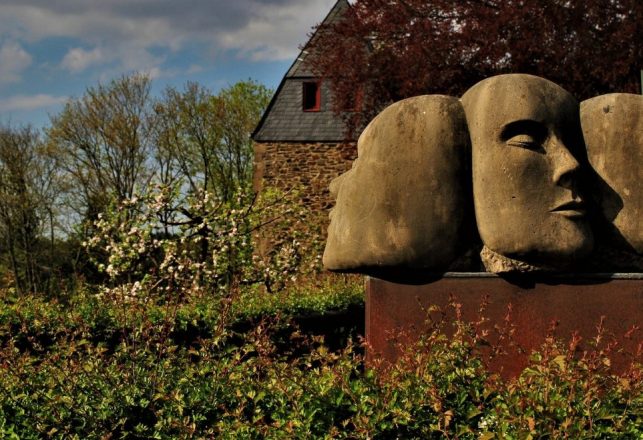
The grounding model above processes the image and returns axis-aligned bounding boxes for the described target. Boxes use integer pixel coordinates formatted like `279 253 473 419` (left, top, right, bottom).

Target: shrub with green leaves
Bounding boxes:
0 289 639 439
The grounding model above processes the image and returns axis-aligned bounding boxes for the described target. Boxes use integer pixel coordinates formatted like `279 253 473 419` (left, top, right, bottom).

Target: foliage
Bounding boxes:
43 76 273 286
154 80 272 203
308 0 642 136
48 74 155 221
0 273 363 357
490 330 642 438
83 183 320 300
0 125 60 294
233 274 363 321
0 287 640 439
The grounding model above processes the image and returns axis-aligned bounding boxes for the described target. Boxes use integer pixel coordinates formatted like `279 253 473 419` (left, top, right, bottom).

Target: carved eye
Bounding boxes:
500 120 547 153
507 134 539 150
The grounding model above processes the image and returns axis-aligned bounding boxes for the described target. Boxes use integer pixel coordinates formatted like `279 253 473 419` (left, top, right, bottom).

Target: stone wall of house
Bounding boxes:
253 141 357 214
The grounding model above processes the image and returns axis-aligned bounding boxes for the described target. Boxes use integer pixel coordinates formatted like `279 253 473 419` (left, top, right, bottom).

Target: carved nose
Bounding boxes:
550 137 581 188
329 172 348 199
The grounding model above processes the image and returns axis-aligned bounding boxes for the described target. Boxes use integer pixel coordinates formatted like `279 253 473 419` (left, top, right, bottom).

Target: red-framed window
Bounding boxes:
302 81 321 112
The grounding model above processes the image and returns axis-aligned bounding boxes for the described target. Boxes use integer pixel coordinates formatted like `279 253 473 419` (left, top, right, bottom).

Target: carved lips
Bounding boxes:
550 199 587 219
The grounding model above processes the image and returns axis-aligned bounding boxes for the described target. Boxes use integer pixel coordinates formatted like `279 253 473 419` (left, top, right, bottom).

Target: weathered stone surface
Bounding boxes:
323 95 475 274
461 74 594 271
479 246 553 273
581 93 643 259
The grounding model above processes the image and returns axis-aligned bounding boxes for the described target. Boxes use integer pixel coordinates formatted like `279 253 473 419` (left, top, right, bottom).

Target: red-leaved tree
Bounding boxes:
308 0 642 136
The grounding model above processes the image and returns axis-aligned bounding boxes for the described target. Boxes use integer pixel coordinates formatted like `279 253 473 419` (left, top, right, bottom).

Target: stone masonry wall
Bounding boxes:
253 141 357 214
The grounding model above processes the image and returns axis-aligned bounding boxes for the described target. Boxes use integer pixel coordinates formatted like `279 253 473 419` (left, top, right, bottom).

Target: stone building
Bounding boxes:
252 0 357 214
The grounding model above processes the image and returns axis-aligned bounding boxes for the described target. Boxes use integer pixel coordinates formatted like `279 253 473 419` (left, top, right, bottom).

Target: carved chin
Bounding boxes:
483 220 594 268
546 233 594 263
554 219 594 258
517 236 593 268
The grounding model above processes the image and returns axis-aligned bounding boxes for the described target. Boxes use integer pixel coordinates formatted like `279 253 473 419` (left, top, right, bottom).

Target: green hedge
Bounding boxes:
0 274 364 352
0 280 640 439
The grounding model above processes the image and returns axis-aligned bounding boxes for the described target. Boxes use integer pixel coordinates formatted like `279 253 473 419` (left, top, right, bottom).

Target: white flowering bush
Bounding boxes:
250 187 327 292
84 185 319 301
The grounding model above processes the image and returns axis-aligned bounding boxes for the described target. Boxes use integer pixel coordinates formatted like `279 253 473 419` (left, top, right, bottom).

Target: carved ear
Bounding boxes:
323 94 477 277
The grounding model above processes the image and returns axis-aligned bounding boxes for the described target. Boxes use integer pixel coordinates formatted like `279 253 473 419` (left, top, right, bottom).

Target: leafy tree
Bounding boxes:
308 0 642 135
48 74 155 222
0 125 59 293
153 80 272 264
154 80 272 202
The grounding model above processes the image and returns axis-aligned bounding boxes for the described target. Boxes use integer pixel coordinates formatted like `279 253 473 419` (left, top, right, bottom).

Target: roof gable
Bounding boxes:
252 0 351 142
286 0 350 78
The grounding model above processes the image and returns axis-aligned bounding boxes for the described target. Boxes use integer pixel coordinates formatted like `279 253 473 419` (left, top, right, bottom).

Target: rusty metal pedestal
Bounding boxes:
366 273 643 378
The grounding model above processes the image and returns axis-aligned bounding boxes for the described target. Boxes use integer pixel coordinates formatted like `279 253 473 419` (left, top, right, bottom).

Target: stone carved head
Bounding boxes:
581 93 643 261
461 74 594 271
323 95 475 276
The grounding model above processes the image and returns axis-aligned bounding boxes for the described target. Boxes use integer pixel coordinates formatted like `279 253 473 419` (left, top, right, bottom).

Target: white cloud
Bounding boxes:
0 0 337 75
186 64 203 74
61 47 104 72
0 94 67 111
218 0 337 61
0 41 33 84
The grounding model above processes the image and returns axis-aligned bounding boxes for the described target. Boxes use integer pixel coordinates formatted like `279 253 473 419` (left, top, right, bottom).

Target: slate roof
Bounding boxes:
252 0 352 142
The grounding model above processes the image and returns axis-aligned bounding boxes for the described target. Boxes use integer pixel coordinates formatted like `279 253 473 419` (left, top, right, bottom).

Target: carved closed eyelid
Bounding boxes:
508 134 536 144
499 120 548 152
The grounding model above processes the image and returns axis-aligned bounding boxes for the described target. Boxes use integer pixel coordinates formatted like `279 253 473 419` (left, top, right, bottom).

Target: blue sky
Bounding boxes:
0 0 337 129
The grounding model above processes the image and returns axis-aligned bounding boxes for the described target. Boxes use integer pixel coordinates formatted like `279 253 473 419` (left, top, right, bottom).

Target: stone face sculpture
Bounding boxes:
461 74 594 272
324 74 642 276
323 95 475 275
581 93 643 269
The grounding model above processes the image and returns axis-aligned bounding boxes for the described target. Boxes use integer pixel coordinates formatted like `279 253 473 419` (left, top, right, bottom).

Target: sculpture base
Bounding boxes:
366 273 643 378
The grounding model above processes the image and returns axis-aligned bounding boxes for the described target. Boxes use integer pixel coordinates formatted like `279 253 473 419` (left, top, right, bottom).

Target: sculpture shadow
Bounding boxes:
585 164 636 255
364 268 449 285
497 272 616 289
